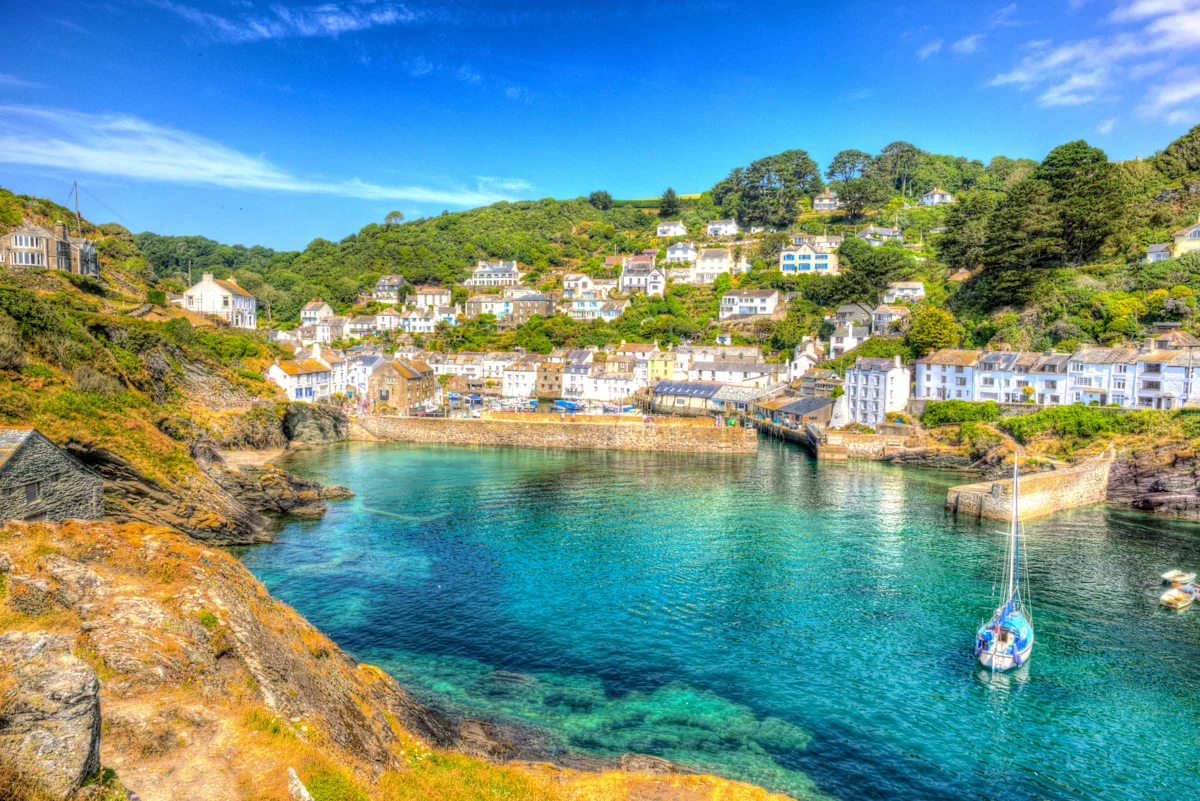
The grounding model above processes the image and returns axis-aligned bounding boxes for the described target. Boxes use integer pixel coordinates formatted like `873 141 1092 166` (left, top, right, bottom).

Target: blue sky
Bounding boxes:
2 0 1200 251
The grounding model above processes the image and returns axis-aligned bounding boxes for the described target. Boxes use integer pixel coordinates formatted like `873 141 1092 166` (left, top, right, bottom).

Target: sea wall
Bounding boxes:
817 430 921 461
945 449 1114 522
353 415 758 454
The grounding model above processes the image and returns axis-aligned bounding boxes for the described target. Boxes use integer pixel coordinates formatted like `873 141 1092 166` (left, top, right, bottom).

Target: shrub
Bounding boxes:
164 317 198 346
0 314 26 370
72 366 122 396
233 368 264 382
0 391 32 419
1000 405 1148 445
146 289 167 306
19 364 54 380
922 400 1001 426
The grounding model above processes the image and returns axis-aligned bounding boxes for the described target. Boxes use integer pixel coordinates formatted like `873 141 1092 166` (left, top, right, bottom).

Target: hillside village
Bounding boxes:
3 128 1200 440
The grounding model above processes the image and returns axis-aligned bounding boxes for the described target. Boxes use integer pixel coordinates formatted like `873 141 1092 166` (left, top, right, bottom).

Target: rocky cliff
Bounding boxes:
1107 446 1200 516
0 521 795 801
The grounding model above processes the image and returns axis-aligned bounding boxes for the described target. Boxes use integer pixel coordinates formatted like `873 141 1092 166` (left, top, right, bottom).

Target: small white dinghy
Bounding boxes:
1162 570 1196 585
1160 586 1196 610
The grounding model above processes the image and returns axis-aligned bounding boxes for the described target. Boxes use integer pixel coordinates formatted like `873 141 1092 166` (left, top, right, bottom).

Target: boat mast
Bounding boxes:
1009 459 1019 606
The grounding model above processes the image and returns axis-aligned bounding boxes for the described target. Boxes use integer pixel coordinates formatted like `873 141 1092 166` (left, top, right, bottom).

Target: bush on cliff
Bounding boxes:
1000 405 1170 446
922 400 1000 427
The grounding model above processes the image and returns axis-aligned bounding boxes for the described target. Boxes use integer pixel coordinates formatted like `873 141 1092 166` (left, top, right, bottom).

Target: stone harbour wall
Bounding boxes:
946 448 1115 522
352 415 758 454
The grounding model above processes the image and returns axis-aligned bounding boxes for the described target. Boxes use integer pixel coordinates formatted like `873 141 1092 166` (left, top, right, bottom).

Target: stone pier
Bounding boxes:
351 414 758 454
945 448 1115 522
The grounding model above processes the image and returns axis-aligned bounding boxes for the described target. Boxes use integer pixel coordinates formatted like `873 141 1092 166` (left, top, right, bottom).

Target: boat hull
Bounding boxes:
978 638 1034 671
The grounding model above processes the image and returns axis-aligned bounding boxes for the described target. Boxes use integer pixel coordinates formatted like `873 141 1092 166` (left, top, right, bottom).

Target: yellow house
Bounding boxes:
648 350 676 383
1175 216 1200 257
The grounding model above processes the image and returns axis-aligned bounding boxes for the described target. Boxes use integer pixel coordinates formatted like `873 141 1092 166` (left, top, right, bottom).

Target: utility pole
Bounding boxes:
73 181 82 236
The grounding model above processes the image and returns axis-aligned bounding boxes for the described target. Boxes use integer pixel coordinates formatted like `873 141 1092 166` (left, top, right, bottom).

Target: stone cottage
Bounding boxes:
0 429 104 522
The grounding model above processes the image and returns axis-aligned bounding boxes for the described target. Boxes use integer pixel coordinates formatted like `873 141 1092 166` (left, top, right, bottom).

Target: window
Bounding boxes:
1045 380 1057 390
1070 362 1082 372
1116 364 1128 374
1142 380 1161 391
1144 363 1162 374
25 482 39 503
1114 379 1126 390
956 377 967 386
981 377 995 386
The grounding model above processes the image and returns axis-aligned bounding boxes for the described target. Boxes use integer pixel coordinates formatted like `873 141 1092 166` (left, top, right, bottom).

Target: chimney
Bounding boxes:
893 354 902 368
201 273 214 282
54 220 67 240
227 276 238 286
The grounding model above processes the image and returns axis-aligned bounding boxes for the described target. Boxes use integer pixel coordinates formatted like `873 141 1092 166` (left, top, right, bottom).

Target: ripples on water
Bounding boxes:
238 440 1200 800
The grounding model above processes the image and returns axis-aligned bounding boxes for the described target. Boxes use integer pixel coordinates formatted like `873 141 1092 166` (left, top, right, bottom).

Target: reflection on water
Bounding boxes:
239 440 1200 800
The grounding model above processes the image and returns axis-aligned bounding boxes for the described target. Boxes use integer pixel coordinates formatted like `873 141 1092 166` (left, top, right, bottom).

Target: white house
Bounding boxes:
665 242 698 263
398 308 437 334
183 273 257 329
844 355 911 426
266 358 332 402
793 233 844 251
565 292 608 320
376 307 403 331
917 188 956 206
620 258 666 296
692 248 734 284
657 221 688 237
1066 347 1139 407
972 351 1071 405
309 344 348 396
348 316 378 337
788 337 826 382
828 323 871 358
413 285 452 309
856 225 903 247
482 352 520 381
300 300 334 326
707 219 740 237
465 260 523 287
599 300 630 321
871 305 911 336
812 189 841 211
719 289 780 320
564 274 602 297
883 281 927 303
503 355 541 398
915 350 982 401
779 243 839 275
465 295 513 319
1146 244 1173 263
687 360 779 387
345 354 385 402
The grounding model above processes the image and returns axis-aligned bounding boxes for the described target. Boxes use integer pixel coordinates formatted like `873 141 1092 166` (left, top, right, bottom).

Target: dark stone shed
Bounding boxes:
0 428 104 522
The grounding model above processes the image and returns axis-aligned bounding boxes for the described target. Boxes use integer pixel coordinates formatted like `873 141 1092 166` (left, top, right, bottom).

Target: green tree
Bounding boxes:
837 238 916 303
906 307 962 355
1034 140 1125 264
385 211 405 226
1154 123 1200 180
660 187 680 218
839 177 889 220
976 179 1064 308
936 191 1000 269
712 151 823 228
588 191 614 210
871 141 924 198
825 149 873 184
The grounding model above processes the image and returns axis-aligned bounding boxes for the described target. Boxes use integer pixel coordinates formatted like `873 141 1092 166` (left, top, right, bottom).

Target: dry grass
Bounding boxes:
0 752 58 801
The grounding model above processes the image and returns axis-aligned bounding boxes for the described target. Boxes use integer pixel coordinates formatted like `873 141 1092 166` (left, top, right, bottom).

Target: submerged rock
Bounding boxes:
0 632 101 799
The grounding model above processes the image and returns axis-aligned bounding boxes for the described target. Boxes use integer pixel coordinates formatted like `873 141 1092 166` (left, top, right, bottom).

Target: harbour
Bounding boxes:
241 438 1200 801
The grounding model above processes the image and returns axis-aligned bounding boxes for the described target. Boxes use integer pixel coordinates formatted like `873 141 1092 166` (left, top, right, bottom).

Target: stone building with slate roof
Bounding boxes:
0 428 103 522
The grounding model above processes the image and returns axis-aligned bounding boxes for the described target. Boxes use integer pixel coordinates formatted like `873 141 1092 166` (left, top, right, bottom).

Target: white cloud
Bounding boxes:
1140 71 1200 115
454 65 483 85
406 55 434 77
989 3 1021 26
0 74 45 89
991 0 1200 113
0 106 526 207
148 0 426 43
917 40 943 60
1038 69 1108 106
1097 117 1118 134
1166 108 1198 124
951 34 983 54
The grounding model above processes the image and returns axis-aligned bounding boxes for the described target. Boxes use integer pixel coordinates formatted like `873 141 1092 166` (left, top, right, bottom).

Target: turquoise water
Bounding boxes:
240 440 1200 800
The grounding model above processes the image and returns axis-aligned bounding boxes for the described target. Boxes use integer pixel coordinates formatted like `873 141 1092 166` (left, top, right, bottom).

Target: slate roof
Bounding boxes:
652 381 723 398
762 396 834 416
1147 244 1172 254
1074 346 1138 365
302 300 330 312
852 357 901 372
724 289 778 299
0 428 35 470
691 360 771 373
713 383 784 402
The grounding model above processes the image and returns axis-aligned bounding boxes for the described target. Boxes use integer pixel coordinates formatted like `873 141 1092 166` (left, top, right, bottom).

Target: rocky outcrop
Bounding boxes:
282 403 349 444
1108 447 1200 518
191 443 352 519
0 632 101 799
65 442 275 545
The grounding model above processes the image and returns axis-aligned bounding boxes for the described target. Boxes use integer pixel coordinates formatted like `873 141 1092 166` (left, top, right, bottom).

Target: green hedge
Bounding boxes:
921 400 1001 426
999 405 1162 444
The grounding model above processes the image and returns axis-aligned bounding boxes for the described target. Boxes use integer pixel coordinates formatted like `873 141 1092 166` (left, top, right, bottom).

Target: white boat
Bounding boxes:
1160 586 1196 610
975 461 1034 672
1161 570 1196 585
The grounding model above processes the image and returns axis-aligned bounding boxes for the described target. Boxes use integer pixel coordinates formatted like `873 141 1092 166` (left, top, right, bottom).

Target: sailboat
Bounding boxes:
974 460 1034 671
